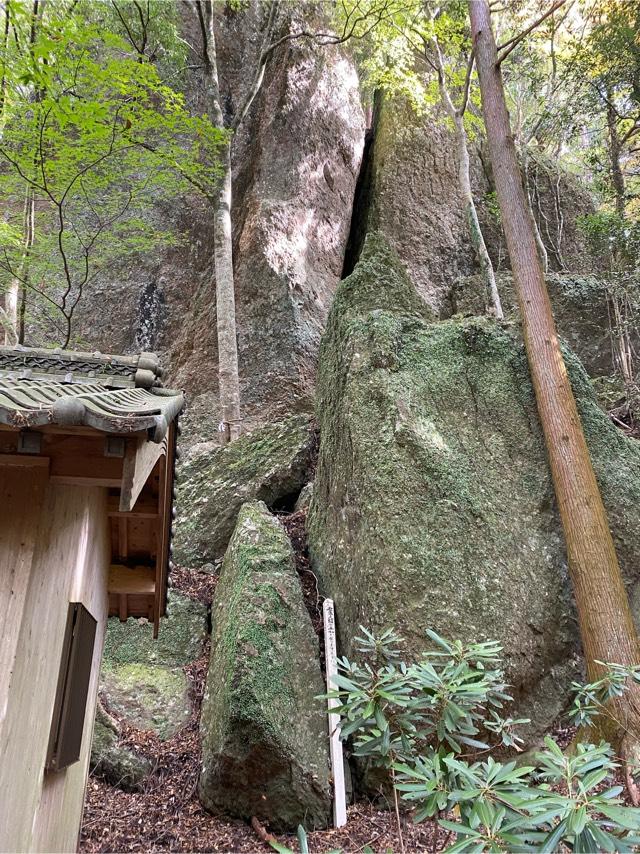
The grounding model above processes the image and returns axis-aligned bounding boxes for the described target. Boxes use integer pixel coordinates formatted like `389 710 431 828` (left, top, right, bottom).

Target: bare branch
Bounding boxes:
460 48 475 117
496 0 568 67
231 0 280 132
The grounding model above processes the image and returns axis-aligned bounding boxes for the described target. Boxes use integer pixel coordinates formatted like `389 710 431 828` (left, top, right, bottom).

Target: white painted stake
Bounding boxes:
323 598 347 828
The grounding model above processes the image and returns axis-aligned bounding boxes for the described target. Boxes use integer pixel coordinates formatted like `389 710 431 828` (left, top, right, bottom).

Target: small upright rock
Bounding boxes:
199 501 331 831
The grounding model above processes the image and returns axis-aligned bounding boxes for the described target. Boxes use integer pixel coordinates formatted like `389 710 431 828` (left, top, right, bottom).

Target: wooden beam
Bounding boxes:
50 475 121 488
108 564 156 596
107 495 158 519
119 436 166 513
0 454 49 469
46 434 124 484
118 518 128 561
118 595 128 622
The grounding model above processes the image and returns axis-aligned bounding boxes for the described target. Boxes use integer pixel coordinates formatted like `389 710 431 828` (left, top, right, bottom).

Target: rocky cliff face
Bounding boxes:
73 2 365 443
64 8 598 447
364 95 595 317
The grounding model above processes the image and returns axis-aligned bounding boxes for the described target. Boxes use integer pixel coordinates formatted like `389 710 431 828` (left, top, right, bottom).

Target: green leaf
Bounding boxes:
599 804 640 830
540 817 569 852
296 825 309 854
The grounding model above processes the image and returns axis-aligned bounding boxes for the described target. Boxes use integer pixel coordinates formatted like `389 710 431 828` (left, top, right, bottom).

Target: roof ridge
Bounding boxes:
0 346 164 389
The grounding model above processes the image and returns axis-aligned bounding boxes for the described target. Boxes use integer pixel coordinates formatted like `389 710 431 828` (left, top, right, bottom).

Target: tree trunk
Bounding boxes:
454 112 503 319
202 1 241 443
213 142 242 442
4 186 34 346
432 41 503 319
606 95 626 219
469 0 640 752
522 147 549 272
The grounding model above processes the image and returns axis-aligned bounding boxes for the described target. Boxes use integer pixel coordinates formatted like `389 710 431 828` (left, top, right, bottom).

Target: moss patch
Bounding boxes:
455 272 639 382
103 592 207 668
102 663 190 741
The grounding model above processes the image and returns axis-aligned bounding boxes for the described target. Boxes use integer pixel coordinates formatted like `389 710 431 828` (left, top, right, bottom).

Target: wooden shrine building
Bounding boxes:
0 346 183 853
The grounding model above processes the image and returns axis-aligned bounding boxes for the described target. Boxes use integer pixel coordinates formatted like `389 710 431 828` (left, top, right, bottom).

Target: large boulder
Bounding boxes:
173 415 316 567
307 233 640 738
199 501 331 831
455 272 640 382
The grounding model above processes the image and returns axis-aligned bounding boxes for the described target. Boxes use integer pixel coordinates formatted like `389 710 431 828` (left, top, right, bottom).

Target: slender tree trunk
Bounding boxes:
432 41 503 318
522 147 549 272
0 1 9 122
470 0 640 755
454 112 503 319
4 186 34 346
213 143 242 442
202 2 241 443
606 94 626 219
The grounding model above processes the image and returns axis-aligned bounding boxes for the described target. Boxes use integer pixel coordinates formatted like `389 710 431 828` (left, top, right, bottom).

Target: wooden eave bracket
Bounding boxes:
119 435 168 512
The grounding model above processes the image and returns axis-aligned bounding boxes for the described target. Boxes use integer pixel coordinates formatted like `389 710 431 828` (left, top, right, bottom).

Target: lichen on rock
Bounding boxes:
198 500 331 831
308 232 640 739
173 415 317 567
103 592 208 668
101 662 190 741
92 591 208 767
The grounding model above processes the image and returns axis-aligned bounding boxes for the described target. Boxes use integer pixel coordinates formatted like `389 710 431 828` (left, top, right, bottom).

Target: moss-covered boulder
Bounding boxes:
103 592 208 668
173 416 316 567
90 702 152 791
93 591 207 761
455 272 640 382
308 233 640 738
101 662 190 740
199 501 331 831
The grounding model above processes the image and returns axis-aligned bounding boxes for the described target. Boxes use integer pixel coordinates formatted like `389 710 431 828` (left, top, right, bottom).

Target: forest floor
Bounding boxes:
77 512 581 854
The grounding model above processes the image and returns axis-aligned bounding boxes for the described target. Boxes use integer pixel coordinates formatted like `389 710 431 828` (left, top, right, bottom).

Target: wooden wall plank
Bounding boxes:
0 461 49 726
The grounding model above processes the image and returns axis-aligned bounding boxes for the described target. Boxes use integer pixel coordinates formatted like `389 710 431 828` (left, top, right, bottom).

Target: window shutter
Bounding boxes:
46 603 97 772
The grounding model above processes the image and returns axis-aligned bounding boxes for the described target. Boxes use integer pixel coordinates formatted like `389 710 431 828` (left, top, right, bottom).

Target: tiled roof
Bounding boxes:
0 346 183 442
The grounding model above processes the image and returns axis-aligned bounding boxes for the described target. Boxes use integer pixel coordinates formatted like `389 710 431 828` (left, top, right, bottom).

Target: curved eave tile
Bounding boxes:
0 383 184 443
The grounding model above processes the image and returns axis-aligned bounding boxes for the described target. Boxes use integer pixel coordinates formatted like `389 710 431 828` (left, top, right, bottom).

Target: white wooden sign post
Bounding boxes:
323 598 347 828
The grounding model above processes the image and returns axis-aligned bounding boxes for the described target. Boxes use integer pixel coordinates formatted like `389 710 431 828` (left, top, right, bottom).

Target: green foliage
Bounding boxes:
331 628 524 767
577 212 640 271
335 0 481 132
569 661 640 729
329 628 640 853
440 739 640 853
0 0 225 346
484 191 502 226
267 824 309 854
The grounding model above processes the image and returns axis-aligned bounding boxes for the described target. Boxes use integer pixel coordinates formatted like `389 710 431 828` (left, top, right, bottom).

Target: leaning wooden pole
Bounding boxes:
469 0 640 750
